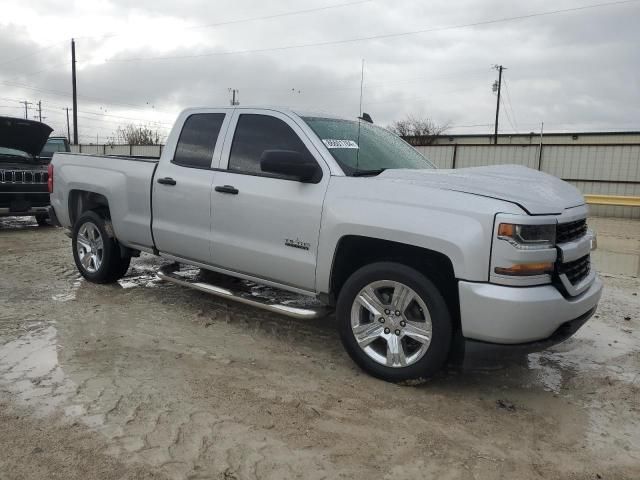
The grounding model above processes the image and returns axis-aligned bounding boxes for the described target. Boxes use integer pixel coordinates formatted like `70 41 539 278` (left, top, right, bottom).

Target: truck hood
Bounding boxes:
0 116 53 156
379 165 584 215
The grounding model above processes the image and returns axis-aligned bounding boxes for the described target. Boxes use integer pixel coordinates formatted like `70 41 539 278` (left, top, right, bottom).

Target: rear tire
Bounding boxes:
72 211 130 283
337 262 452 382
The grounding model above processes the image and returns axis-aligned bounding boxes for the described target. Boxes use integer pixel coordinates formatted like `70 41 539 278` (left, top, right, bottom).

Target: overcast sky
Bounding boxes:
1 0 638 142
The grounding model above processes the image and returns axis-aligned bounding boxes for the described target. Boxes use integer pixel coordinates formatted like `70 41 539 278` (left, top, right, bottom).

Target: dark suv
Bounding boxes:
0 117 68 226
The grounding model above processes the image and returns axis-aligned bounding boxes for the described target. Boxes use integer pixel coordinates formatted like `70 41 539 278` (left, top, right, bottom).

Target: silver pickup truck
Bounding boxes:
49 106 602 382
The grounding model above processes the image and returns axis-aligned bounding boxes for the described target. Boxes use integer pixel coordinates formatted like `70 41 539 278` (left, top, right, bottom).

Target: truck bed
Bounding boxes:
51 152 159 251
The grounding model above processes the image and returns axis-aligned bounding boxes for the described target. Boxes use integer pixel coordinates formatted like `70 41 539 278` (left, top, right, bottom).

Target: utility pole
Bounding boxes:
65 108 71 143
71 38 78 145
492 65 504 145
537 121 544 170
229 88 239 106
37 100 42 122
20 100 32 119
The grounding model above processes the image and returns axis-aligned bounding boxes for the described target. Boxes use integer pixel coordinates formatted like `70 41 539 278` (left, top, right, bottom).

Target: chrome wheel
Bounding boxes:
350 280 432 368
76 222 104 273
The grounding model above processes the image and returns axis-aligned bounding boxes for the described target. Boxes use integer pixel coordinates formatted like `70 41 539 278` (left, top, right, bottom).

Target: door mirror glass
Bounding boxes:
260 150 321 183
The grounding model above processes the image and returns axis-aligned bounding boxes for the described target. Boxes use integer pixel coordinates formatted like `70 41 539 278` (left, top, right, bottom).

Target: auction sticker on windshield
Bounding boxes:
322 139 359 149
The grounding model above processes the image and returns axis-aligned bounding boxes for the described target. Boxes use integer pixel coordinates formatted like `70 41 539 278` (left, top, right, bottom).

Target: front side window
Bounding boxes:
228 114 314 175
302 117 435 175
173 113 225 169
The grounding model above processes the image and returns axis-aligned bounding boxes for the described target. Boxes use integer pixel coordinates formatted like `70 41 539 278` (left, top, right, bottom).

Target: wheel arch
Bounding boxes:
327 235 460 331
68 189 110 226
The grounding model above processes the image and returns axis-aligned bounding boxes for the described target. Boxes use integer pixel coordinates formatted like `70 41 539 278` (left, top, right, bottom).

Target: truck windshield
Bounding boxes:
40 138 68 158
302 116 435 175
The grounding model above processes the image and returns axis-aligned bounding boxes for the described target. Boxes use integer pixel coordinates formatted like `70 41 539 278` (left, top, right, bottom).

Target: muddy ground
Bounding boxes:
0 216 638 479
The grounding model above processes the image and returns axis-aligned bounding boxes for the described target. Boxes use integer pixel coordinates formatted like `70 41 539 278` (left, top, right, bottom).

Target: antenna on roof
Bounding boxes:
355 59 365 172
358 59 365 117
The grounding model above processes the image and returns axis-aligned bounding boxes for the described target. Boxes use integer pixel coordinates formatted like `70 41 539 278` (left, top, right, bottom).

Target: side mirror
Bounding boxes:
260 150 321 183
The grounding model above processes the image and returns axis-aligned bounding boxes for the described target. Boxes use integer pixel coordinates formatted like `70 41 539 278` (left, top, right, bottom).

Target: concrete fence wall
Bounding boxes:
70 144 163 157
69 143 640 219
416 144 640 219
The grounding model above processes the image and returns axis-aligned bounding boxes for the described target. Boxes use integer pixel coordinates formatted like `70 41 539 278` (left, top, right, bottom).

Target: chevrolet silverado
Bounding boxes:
49 106 602 381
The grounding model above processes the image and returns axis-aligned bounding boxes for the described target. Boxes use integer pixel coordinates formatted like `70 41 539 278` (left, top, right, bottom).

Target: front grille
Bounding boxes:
557 219 587 243
0 169 48 184
558 254 590 285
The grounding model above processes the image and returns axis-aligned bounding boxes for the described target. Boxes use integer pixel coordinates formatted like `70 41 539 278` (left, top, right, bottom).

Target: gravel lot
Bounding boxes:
0 216 638 479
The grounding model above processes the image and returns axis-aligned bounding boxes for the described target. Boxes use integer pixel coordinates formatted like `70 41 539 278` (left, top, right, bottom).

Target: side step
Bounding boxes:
157 263 332 320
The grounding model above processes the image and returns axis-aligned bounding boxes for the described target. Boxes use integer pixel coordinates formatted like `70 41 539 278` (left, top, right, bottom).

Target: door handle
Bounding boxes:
157 177 177 186
215 185 239 195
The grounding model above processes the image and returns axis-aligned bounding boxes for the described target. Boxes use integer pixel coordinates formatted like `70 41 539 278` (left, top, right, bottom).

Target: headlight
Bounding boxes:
497 223 556 250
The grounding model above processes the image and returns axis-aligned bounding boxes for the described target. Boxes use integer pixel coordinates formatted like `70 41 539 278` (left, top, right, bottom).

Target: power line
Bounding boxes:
0 1 376 82
449 123 494 128
189 0 374 30
0 80 173 115
75 0 375 43
41 108 172 129
108 0 640 62
500 94 517 133
3 61 71 82
0 68 491 115
502 78 519 132
19 100 33 119
230 68 490 94
0 96 172 128
0 39 68 69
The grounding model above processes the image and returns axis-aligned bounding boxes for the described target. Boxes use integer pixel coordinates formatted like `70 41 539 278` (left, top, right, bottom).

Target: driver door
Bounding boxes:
209 109 330 292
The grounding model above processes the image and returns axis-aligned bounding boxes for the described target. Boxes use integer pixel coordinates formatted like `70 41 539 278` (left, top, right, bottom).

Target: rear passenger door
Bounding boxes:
153 110 230 262
210 109 330 292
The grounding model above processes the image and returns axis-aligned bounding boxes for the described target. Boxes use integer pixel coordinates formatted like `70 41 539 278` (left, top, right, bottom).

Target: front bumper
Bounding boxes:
459 275 603 344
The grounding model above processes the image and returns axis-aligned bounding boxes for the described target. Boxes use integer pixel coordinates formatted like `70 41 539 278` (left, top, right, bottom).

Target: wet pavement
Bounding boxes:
0 215 638 479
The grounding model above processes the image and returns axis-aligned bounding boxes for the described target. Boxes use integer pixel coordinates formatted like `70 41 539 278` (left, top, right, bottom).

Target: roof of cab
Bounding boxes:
179 106 352 121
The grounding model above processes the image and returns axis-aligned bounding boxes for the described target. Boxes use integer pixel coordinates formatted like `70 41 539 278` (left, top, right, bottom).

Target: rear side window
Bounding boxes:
228 114 313 175
173 113 225 169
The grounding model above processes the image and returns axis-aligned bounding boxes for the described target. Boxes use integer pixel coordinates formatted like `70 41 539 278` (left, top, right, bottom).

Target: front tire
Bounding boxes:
72 211 131 283
337 262 452 382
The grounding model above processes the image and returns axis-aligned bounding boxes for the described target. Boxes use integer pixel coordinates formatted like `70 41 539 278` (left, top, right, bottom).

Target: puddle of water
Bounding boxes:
118 274 160 289
0 216 37 230
117 258 166 289
0 322 72 415
0 321 111 429
463 314 639 391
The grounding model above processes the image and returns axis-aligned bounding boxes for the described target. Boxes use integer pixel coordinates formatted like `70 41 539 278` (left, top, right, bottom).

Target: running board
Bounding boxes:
157 263 332 320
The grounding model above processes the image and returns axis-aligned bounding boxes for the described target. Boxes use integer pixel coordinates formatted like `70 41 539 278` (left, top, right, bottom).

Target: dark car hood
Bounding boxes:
0 116 53 156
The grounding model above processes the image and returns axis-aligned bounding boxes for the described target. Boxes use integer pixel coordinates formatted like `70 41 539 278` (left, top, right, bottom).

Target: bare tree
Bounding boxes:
388 115 449 145
111 124 161 145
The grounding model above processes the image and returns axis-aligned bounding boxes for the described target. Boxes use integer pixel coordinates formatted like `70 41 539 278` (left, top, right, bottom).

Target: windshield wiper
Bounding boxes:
351 168 386 177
